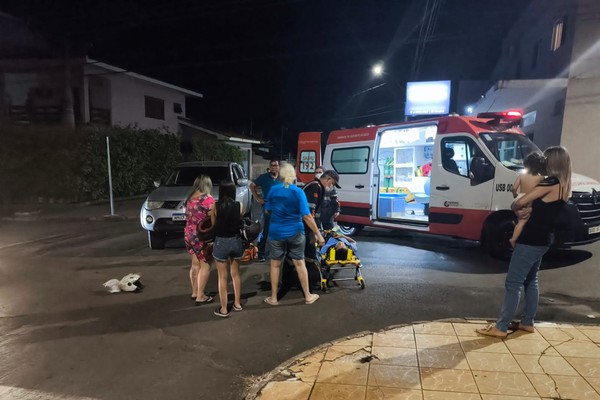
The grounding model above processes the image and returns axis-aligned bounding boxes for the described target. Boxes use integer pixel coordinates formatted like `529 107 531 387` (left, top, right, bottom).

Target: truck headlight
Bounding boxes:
145 201 164 210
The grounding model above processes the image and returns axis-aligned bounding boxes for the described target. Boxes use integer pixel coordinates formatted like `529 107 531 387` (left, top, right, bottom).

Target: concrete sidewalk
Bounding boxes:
248 319 600 400
1 197 144 222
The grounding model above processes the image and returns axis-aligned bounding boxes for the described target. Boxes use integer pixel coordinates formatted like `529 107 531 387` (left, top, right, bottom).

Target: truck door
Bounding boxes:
296 131 322 186
324 139 373 226
429 134 495 240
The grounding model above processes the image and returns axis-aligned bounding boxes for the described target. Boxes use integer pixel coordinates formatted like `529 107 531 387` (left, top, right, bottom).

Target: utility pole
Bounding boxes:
280 126 285 159
62 44 75 128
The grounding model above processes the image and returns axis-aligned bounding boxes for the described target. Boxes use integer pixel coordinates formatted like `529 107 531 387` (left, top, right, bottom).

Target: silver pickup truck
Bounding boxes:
140 161 253 249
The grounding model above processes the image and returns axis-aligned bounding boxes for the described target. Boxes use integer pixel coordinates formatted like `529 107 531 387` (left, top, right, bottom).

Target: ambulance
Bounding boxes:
296 111 600 258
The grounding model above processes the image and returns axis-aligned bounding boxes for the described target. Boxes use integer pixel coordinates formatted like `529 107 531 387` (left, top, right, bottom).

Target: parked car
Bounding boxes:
140 161 253 249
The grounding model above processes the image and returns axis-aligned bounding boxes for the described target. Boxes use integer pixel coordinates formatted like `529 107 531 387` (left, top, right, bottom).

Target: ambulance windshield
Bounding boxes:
479 133 541 171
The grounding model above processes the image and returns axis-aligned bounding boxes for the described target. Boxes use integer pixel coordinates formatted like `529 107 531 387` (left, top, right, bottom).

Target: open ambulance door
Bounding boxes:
325 127 377 231
296 132 322 186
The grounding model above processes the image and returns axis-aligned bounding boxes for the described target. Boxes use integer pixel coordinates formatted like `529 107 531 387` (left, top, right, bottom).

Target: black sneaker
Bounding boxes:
256 255 266 262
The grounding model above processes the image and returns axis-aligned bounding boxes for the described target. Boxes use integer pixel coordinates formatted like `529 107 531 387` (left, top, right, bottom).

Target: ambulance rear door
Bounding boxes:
296 132 322 186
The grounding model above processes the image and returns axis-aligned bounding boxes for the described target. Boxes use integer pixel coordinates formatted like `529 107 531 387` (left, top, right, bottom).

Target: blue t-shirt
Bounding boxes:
266 184 310 240
254 172 281 200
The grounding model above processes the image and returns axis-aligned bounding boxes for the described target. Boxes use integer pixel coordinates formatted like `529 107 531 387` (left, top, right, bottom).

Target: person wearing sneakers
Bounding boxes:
209 180 245 318
263 163 324 306
477 146 571 338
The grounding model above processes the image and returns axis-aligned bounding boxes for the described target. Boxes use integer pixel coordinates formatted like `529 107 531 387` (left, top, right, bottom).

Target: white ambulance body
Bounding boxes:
296 112 600 258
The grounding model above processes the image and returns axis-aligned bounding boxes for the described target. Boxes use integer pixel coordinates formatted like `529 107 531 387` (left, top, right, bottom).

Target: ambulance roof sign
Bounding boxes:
405 80 451 117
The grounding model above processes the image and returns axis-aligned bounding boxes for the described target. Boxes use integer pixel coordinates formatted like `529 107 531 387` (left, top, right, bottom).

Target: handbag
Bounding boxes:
240 218 262 244
196 215 215 243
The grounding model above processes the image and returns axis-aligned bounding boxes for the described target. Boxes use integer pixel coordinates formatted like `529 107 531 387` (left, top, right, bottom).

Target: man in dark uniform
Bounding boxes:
302 170 341 266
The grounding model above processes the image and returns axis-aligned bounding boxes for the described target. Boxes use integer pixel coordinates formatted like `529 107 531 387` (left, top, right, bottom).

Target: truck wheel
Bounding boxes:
487 220 514 260
148 231 166 250
338 224 363 236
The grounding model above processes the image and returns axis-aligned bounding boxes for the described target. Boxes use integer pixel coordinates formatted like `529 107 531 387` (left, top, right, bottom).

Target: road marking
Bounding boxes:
0 385 99 399
0 234 72 250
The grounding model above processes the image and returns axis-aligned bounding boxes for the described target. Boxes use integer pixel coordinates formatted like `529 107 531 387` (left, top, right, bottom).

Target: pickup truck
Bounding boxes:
140 161 253 249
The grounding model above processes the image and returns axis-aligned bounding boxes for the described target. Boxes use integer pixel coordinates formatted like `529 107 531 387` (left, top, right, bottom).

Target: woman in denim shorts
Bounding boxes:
209 181 244 317
263 163 324 306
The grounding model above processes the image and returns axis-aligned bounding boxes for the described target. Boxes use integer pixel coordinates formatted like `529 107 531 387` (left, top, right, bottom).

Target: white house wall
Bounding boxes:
561 0 600 180
107 72 186 132
470 80 567 152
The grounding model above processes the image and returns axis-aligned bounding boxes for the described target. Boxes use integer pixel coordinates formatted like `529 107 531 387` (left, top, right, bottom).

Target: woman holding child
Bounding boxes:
477 146 572 338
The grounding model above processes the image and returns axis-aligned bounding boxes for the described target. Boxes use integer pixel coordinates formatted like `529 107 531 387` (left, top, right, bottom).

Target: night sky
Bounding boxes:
4 0 530 150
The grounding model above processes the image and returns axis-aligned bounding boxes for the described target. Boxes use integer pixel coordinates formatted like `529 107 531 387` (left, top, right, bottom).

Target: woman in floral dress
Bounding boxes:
184 175 215 304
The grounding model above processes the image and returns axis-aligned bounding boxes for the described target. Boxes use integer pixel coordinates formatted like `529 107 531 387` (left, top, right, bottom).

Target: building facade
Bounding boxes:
469 0 600 179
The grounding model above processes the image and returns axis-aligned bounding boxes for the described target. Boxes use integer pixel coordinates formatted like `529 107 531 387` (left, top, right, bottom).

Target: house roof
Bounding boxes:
178 117 261 144
86 57 203 98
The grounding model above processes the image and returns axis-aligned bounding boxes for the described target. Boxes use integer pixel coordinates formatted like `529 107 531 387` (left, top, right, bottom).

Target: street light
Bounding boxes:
371 63 384 77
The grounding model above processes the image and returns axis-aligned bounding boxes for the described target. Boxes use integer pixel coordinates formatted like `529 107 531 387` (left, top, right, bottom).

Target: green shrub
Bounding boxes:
0 125 244 205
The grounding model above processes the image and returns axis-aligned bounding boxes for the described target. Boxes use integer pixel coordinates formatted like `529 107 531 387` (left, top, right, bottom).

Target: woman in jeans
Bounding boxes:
209 181 244 318
477 146 571 338
184 175 215 305
263 163 324 306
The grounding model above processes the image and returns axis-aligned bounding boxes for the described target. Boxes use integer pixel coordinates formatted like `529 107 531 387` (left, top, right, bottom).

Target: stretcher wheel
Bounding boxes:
320 281 328 292
358 277 366 289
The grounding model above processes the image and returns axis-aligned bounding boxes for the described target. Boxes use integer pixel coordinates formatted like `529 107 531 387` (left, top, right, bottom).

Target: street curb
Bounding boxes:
243 328 377 400
242 317 600 399
1 215 137 222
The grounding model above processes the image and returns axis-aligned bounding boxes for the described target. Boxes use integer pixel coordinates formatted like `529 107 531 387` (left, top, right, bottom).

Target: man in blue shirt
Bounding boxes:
250 157 281 261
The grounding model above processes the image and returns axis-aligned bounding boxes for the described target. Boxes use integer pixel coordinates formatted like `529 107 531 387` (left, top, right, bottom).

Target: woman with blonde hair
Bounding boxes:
477 146 571 338
184 175 215 305
263 163 324 306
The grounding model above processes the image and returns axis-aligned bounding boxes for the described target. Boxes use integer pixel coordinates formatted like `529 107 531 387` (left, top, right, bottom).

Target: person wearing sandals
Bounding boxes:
209 180 245 317
263 163 325 306
184 175 215 305
477 146 571 338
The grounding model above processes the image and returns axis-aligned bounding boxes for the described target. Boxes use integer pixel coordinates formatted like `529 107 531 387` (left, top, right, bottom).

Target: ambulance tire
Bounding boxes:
487 220 514 260
338 224 363 236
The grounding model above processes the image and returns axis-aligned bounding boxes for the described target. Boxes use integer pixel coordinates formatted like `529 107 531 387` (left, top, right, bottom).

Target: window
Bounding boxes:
441 137 494 184
233 164 246 181
299 150 317 173
394 147 414 184
551 18 565 51
479 132 541 170
173 102 183 114
331 146 370 174
145 95 165 120
164 166 229 186
553 99 564 116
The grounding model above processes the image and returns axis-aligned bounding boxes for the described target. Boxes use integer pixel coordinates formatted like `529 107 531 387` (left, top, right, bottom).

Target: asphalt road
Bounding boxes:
0 217 598 399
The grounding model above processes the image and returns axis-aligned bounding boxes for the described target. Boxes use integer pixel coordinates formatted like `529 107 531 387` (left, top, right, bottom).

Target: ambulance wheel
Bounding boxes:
488 220 514 260
338 224 363 236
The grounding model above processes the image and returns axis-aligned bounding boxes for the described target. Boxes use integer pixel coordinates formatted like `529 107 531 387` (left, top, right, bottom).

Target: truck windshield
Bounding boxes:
164 166 230 186
479 133 541 171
